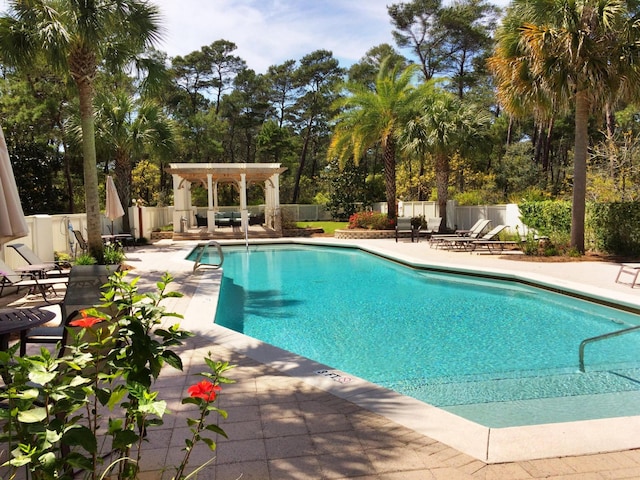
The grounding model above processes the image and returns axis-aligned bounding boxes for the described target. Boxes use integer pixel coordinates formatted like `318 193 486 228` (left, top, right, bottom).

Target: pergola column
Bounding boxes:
270 173 282 233
206 173 216 232
172 174 194 233
239 173 248 232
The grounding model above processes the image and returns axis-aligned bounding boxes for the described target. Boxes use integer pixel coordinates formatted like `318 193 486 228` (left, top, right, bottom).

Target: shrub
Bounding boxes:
519 200 572 236
0 272 233 480
74 252 97 265
103 242 126 265
348 211 393 230
588 202 640 256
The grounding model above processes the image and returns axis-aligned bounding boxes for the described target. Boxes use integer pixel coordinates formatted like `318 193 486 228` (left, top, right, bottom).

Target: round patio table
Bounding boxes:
0 307 56 351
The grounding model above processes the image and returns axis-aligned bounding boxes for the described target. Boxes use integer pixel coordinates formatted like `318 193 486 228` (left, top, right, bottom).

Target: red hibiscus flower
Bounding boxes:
188 380 221 402
69 310 105 328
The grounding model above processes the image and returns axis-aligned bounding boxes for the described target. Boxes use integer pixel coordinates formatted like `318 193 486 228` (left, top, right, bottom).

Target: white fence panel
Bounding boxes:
0 202 529 270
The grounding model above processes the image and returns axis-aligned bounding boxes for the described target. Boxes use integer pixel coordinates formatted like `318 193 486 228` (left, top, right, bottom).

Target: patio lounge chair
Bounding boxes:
0 259 69 302
429 219 491 248
439 224 508 251
7 243 71 277
615 263 640 287
417 217 442 242
472 229 523 254
395 217 417 242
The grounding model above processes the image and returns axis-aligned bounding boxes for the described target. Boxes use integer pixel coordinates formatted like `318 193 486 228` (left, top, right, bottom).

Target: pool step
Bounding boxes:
384 367 640 407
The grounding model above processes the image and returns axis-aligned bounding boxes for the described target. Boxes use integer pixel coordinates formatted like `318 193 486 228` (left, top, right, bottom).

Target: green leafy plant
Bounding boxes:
0 271 233 480
103 242 125 265
74 253 97 265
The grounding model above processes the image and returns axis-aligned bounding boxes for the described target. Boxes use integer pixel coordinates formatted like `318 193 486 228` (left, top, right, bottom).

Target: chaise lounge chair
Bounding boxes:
472 227 523 253
439 224 508 251
429 219 492 249
416 217 442 242
0 259 69 302
7 243 71 277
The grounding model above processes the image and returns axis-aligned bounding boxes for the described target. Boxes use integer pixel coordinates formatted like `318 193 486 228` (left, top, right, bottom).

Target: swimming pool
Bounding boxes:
193 244 640 428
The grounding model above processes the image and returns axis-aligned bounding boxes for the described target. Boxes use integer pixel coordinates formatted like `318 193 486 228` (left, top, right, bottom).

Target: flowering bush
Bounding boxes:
348 211 394 230
0 270 233 480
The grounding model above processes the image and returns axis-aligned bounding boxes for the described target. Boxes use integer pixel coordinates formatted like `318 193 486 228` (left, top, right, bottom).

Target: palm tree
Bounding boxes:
489 0 640 252
0 0 162 258
329 61 422 219
95 90 175 233
400 87 491 228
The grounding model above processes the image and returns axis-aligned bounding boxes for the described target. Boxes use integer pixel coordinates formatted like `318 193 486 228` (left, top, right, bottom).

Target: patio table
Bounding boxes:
0 307 56 351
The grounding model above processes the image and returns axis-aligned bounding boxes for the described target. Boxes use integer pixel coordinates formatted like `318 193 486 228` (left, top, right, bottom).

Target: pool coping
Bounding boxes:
178 239 640 464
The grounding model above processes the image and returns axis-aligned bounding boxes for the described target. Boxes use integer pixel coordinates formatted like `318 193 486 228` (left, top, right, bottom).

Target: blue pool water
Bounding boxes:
195 244 640 427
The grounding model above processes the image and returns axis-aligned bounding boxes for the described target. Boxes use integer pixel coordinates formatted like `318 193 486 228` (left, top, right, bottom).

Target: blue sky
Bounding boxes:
154 0 396 72
0 0 508 73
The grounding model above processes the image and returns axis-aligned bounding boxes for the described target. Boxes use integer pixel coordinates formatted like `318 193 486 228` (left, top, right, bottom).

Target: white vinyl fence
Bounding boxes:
0 202 526 270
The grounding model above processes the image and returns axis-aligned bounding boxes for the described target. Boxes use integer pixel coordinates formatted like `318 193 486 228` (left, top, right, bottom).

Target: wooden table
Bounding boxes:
0 307 56 351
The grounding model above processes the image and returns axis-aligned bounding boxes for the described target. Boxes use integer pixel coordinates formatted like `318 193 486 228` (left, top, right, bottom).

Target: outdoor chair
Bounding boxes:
471 228 524 254
0 259 69 302
395 217 417 242
440 225 508 251
7 243 71 277
417 217 442 242
19 265 117 356
429 219 491 249
73 230 88 256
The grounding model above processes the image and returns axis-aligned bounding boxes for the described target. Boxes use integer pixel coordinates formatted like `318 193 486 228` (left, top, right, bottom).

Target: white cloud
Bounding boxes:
154 0 394 72
0 0 508 73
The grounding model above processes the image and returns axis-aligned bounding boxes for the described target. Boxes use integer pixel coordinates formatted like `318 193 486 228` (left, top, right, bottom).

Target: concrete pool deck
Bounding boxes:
6 237 640 478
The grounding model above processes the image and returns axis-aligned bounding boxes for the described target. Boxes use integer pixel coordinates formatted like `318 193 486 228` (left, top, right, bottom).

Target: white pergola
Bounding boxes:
166 163 287 234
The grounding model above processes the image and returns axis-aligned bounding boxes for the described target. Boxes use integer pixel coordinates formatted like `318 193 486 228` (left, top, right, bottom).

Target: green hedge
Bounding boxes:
588 202 640 256
519 200 640 256
519 201 572 235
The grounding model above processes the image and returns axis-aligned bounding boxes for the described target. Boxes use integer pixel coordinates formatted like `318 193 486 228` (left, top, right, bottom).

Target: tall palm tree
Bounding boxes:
329 61 422 219
95 90 175 233
400 87 491 228
0 0 163 258
489 0 640 252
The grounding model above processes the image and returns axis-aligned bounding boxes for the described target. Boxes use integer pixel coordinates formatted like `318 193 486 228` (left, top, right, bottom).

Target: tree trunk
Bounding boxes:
418 159 426 201
292 117 313 203
114 149 131 234
383 136 397 220
605 102 616 177
76 78 103 260
435 152 450 228
506 116 513 145
542 118 554 172
571 89 590 253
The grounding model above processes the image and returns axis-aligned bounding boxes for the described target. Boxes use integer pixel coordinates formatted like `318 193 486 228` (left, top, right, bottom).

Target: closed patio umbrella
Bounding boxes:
105 175 124 234
0 125 28 245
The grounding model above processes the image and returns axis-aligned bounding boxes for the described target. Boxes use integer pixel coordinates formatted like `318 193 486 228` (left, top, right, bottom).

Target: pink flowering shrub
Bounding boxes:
348 211 394 230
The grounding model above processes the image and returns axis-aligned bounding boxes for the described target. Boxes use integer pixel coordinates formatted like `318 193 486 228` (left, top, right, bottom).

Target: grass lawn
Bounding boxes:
295 221 348 236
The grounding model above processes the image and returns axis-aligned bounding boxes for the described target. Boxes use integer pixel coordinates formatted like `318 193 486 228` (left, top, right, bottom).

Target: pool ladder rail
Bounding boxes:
193 241 224 272
579 324 640 372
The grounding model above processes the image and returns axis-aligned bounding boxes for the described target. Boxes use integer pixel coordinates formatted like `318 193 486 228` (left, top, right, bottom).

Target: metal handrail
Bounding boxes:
193 241 224 272
579 324 640 372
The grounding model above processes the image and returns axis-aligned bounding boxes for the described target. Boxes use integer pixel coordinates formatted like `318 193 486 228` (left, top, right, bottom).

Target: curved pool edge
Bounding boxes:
181 239 640 463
